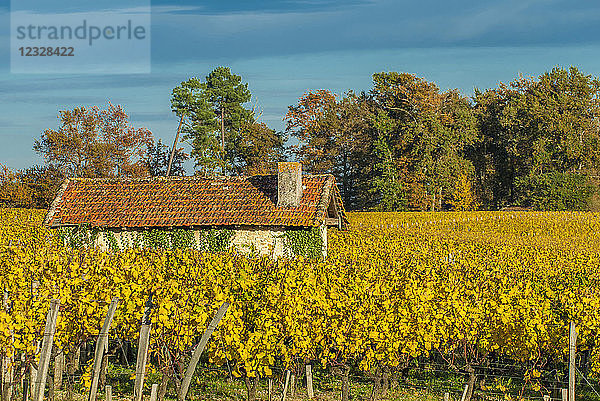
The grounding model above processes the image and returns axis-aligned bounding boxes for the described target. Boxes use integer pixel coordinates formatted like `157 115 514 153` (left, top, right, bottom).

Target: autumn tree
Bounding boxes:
369 72 478 211
18 165 65 208
0 164 31 208
286 75 478 211
171 67 283 175
472 66 600 209
286 67 600 211
236 121 284 175
34 103 153 178
448 173 478 211
285 90 375 209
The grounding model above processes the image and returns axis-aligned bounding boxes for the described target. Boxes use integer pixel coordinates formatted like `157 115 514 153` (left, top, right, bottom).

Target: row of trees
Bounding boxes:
2 66 599 210
286 67 600 211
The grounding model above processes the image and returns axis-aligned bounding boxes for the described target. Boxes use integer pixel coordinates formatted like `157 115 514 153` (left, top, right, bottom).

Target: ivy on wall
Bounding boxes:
201 228 234 252
141 229 170 249
58 224 99 249
105 230 120 253
282 227 324 259
59 225 229 252
59 224 323 259
171 229 195 249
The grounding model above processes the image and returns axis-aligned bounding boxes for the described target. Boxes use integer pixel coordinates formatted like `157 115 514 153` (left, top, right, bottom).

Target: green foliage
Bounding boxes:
60 225 197 251
170 229 195 249
201 228 234 252
371 137 407 211
27 65 600 213
104 230 120 252
515 172 595 211
171 67 283 175
285 90 374 210
141 229 170 249
472 66 600 209
369 72 479 211
18 164 65 208
122 228 194 251
285 73 478 212
236 121 284 175
284 67 600 212
133 231 142 249
283 227 324 259
58 224 99 249
140 229 195 250
144 139 188 177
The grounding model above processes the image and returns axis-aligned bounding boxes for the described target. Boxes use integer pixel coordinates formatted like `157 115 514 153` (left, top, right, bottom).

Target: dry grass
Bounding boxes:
49 377 442 401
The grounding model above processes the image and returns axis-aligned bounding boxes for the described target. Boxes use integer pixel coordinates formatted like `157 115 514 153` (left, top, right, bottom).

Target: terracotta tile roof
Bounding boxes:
44 174 348 229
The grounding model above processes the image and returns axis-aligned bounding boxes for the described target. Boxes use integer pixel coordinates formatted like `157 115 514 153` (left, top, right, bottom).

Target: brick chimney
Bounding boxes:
277 162 302 207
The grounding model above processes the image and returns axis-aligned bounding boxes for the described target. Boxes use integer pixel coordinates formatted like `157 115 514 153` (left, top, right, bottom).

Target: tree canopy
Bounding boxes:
34 103 152 178
285 66 600 211
286 72 478 211
171 66 283 175
471 66 600 209
285 90 373 209
144 139 188 177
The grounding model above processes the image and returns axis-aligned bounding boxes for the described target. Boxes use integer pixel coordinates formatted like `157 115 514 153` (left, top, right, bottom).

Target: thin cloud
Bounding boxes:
150 0 371 15
149 0 600 63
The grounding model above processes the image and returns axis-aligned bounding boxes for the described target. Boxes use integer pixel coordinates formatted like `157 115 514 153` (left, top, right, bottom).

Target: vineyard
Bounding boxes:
2 209 600 401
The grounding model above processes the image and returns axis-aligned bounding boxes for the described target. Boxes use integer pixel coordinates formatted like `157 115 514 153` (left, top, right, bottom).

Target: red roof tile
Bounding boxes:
44 174 348 229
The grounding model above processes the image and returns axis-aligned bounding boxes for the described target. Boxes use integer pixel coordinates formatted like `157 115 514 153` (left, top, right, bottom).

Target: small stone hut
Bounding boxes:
44 162 347 258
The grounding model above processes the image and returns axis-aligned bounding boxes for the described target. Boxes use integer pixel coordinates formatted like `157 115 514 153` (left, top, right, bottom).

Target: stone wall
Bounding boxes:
95 230 140 251
230 227 287 258
91 225 328 259
320 224 328 259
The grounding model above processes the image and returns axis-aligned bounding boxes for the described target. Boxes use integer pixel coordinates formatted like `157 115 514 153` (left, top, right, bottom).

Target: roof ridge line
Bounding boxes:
67 173 336 182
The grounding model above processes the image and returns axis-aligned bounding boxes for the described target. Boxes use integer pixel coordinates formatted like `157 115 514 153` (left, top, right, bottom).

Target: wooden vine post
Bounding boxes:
134 294 154 401
53 352 64 391
306 365 314 399
460 384 469 401
1 353 13 401
2 289 13 401
105 386 113 401
179 302 229 401
341 365 350 401
268 378 273 401
569 321 577 401
281 370 291 401
149 384 158 401
30 359 37 400
32 299 60 401
88 298 119 401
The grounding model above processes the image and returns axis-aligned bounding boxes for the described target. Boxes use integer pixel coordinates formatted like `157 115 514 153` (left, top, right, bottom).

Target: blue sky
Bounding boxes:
2 0 600 171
